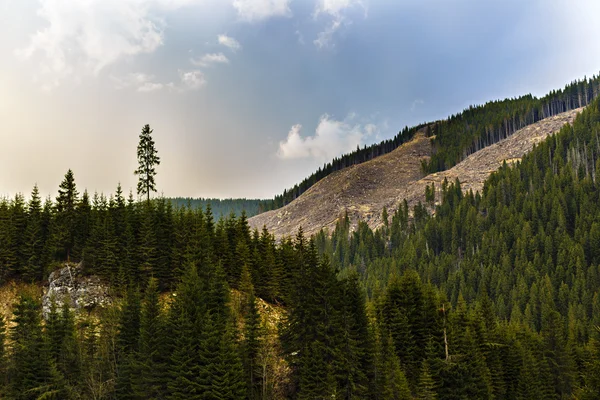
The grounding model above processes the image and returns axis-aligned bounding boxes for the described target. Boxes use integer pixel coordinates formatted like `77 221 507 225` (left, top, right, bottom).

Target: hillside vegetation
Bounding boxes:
1 84 600 399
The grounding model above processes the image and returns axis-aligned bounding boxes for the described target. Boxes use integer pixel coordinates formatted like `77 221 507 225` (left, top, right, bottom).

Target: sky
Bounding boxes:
1 0 600 200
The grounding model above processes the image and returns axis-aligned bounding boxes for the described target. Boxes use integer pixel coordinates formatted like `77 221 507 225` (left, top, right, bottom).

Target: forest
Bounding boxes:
1 95 600 399
261 74 600 211
168 197 266 219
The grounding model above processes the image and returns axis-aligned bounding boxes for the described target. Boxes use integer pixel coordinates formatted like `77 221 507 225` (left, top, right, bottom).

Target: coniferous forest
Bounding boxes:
168 198 266 219
1 95 600 399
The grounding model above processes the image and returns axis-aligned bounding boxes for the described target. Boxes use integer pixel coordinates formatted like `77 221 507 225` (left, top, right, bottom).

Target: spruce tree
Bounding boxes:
167 264 205 399
243 291 263 399
580 327 600 399
9 294 56 399
55 169 79 262
22 185 44 281
134 278 168 399
134 124 160 203
0 313 6 392
115 286 141 400
0 198 17 280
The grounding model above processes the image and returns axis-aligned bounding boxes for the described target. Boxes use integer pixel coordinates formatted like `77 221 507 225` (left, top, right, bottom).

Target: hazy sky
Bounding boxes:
2 0 600 200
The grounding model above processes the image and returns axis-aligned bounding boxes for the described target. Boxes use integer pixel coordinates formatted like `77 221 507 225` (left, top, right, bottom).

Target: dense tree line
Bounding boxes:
311 96 600 398
0 172 386 398
262 74 600 211
169 197 266 219
424 75 600 173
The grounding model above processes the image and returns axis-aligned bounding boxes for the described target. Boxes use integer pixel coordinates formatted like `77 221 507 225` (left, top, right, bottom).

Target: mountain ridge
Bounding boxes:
249 107 583 237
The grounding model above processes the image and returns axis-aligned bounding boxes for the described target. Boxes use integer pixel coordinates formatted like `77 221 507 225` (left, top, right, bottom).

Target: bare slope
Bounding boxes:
249 108 582 237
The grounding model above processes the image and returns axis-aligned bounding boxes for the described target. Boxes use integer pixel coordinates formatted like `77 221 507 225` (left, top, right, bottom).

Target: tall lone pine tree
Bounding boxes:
134 124 160 204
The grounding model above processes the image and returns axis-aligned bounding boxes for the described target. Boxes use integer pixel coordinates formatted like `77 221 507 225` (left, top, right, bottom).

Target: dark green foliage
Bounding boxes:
55 169 79 262
22 185 45 281
0 313 7 391
8 294 57 400
135 124 160 203
580 327 600 399
134 278 168 399
115 286 141 400
169 197 267 219
243 291 263 399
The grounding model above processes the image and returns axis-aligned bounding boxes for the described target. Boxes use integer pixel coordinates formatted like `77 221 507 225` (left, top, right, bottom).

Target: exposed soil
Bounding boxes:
249 108 583 238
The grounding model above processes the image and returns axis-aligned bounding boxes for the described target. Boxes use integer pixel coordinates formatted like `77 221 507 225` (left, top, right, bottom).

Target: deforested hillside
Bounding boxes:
249 108 582 237
250 128 432 237
260 75 600 211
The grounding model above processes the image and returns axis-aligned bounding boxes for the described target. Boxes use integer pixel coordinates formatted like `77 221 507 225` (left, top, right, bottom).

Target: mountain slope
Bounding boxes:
250 128 432 237
249 108 583 237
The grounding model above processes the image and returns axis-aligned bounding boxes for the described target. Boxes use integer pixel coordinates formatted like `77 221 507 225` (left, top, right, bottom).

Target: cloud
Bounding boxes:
179 69 206 90
139 81 165 92
313 0 366 49
314 0 364 17
112 69 205 92
191 52 230 67
278 114 379 160
218 34 242 51
112 72 164 92
232 0 291 22
16 0 199 88
314 18 343 49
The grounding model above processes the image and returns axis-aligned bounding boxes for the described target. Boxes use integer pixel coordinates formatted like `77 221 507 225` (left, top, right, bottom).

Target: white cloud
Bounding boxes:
138 81 165 92
218 34 242 51
313 0 366 49
112 72 164 92
179 70 206 90
278 114 379 160
314 0 364 17
112 69 206 92
16 0 199 88
314 18 343 49
191 52 230 67
232 0 291 22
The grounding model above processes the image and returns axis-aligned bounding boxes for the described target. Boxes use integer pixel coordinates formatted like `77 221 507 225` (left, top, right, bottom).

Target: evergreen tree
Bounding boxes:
135 124 160 203
0 313 6 392
9 294 56 399
115 286 142 400
55 169 79 262
134 278 168 399
243 291 263 399
22 185 44 281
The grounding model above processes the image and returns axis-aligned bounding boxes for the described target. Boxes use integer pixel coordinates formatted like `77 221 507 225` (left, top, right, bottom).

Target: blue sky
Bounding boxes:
1 0 600 199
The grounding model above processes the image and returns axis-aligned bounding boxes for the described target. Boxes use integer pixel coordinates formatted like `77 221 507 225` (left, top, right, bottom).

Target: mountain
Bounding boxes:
249 108 582 237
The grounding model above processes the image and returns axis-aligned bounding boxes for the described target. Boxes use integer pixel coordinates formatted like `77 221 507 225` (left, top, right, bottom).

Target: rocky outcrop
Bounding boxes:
43 262 112 317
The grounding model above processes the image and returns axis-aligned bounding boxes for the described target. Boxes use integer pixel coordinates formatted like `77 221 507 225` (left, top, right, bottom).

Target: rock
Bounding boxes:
42 262 112 318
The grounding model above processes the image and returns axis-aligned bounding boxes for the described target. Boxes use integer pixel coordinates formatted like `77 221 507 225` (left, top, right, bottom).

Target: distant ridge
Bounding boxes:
168 197 266 219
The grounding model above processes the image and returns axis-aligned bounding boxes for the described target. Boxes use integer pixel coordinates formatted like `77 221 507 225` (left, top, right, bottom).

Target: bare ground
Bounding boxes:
249 108 583 238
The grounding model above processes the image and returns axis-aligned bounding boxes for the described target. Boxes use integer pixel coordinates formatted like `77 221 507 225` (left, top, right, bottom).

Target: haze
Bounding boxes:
1 0 600 199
